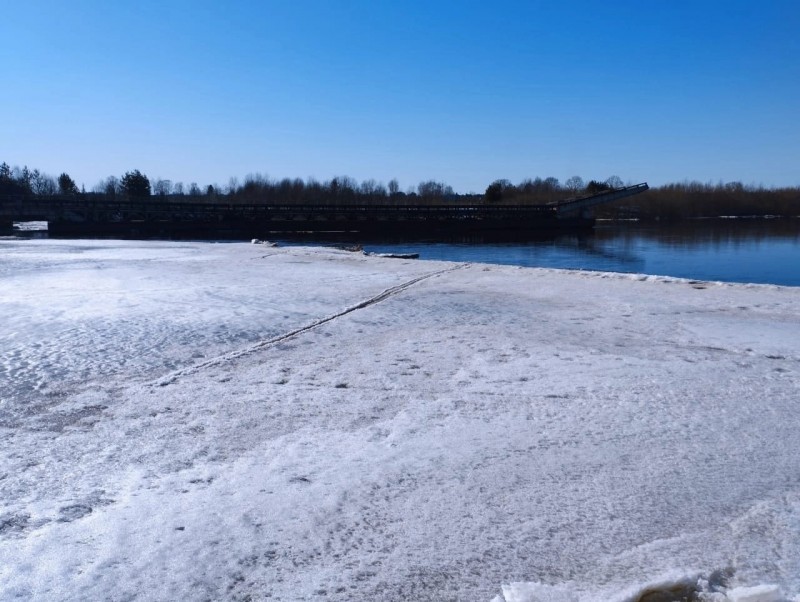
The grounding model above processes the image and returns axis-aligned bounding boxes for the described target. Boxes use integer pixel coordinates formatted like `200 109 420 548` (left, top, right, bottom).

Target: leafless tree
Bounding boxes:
152 179 172 196
30 169 57 195
564 176 585 195
94 176 120 196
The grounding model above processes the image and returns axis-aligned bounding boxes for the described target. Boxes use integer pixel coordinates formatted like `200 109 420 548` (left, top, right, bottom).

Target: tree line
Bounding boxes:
1 161 798 219
593 181 800 220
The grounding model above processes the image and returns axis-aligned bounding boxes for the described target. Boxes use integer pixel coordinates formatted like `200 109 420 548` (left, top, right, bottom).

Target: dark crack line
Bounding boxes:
155 263 469 387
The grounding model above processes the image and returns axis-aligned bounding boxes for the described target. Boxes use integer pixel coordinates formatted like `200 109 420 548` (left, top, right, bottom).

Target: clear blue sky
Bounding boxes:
2 0 798 193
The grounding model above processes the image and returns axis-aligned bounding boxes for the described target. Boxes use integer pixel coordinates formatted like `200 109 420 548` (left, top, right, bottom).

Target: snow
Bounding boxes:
10 221 48 232
2 238 800 601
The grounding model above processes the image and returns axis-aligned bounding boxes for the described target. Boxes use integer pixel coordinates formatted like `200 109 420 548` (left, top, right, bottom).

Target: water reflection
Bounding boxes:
589 220 800 286
595 218 800 247
569 235 644 268
290 219 799 286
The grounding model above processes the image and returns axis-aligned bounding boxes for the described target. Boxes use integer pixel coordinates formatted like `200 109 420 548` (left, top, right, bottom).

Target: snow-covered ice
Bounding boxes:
1 239 799 601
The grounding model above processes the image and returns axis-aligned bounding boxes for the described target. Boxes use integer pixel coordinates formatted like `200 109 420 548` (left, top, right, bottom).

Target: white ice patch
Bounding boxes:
3 239 800 600
727 585 784 602
494 576 785 602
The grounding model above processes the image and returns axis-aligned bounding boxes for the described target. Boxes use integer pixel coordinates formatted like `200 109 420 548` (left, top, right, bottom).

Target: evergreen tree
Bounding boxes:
58 173 79 194
0 162 24 194
120 170 151 197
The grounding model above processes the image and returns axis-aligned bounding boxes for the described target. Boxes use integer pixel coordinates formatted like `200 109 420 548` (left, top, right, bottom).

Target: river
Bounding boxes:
309 218 800 287
12 217 800 286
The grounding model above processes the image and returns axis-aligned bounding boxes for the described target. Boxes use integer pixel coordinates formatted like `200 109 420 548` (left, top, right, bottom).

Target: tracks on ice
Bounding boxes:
155 263 469 387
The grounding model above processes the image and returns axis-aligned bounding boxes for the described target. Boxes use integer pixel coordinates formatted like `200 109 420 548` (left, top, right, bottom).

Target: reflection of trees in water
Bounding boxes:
551 233 645 269
277 219 799 282
595 219 800 249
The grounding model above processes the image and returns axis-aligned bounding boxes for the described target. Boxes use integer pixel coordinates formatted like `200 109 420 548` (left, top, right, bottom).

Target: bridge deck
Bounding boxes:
1 183 649 236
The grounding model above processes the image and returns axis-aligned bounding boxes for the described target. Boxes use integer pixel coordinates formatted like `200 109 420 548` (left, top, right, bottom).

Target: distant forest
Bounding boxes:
1 161 798 220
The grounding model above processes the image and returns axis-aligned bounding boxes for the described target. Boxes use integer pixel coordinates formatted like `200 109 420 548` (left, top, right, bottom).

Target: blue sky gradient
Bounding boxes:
2 0 798 192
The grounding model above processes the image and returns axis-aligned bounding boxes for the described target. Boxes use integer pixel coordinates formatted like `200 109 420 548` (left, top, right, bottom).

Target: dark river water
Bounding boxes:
14 218 800 287
286 219 800 287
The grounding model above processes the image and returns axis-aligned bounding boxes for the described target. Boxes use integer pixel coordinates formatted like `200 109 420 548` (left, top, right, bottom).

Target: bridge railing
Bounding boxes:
1 195 560 221
2 185 649 222
554 183 650 215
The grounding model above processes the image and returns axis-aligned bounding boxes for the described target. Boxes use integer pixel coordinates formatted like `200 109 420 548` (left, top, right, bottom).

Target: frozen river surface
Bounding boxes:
1 239 800 601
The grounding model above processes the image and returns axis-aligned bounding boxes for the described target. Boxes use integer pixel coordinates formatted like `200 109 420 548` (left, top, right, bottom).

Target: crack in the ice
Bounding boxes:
154 263 469 387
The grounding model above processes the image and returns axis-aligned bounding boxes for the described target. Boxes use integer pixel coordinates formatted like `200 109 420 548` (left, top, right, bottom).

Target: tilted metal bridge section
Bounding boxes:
553 182 649 216
1 183 649 236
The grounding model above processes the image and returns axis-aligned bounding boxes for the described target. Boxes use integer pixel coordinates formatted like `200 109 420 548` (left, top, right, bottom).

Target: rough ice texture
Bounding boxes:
1 239 799 601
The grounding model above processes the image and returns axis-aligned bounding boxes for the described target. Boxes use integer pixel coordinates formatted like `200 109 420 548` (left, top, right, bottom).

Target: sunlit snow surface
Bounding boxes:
1 239 799 601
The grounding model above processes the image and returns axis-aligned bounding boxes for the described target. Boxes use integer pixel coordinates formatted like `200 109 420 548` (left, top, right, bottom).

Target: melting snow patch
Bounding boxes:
494 572 786 602
726 585 784 602
496 581 579 602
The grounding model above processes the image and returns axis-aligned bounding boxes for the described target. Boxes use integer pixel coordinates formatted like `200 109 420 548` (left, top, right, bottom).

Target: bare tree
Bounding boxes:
328 176 357 202
12 166 33 193
564 176 585 195
31 170 57 195
417 180 454 201
373 182 387 199
152 179 172 196
542 177 561 192
94 176 120 196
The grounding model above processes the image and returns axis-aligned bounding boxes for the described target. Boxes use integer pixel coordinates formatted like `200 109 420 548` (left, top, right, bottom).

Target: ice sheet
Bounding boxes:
2 239 799 601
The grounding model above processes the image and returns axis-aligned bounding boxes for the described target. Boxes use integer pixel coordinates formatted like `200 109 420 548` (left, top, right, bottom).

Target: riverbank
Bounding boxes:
8 216 800 287
1 240 799 600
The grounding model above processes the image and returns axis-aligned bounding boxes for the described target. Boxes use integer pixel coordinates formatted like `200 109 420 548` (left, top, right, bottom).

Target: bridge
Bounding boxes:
1 183 649 238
